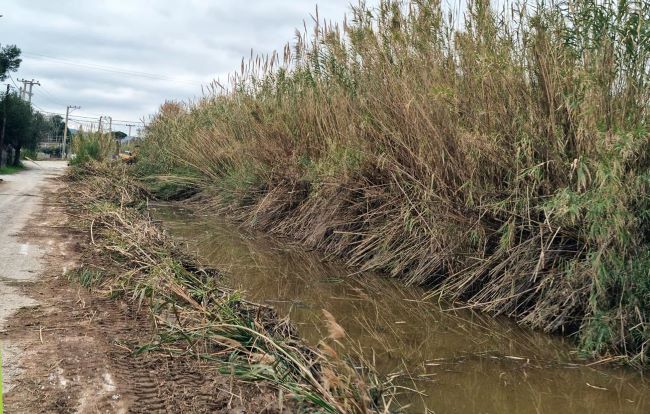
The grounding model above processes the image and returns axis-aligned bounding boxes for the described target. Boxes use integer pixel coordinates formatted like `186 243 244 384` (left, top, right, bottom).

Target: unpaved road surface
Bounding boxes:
0 161 66 330
0 161 69 402
1 161 68 395
1 162 286 413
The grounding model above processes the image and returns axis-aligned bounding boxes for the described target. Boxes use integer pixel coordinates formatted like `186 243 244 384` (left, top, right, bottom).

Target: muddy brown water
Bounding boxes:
154 206 649 413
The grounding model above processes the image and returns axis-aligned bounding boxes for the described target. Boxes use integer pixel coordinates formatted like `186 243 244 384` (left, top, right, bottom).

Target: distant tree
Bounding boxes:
51 114 64 132
0 92 43 165
0 44 21 166
48 114 70 143
113 131 127 140
0 44 21 81
31 111 49 145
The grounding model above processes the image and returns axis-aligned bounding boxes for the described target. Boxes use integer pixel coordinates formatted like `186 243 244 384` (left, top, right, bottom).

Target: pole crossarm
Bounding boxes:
16 78 41 103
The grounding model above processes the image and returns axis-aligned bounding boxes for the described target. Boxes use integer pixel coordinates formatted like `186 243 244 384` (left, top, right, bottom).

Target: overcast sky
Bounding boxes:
0 1 357 134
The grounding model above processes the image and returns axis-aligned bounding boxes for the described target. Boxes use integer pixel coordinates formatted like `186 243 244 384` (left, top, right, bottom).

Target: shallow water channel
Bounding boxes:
155 205 649 413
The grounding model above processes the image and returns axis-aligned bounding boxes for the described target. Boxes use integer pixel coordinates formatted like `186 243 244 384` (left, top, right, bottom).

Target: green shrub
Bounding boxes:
70 132 116 166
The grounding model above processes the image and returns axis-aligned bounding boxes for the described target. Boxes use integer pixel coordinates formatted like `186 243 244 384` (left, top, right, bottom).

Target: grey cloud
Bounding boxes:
0 0 358 133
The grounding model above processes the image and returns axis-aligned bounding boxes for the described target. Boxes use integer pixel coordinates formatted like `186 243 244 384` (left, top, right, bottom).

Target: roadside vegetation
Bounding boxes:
135 0 650 365
63 162 397 413
0 43 76 166
0 43 32 167
69 130 116 166
0 92 49 167
0 163 24 174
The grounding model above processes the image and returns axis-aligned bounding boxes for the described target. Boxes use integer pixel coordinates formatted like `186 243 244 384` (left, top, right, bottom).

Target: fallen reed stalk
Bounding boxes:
63 162 397 413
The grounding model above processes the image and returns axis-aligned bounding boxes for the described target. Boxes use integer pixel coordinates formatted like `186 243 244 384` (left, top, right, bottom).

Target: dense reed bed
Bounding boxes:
64 163 397 413
137 0 650 365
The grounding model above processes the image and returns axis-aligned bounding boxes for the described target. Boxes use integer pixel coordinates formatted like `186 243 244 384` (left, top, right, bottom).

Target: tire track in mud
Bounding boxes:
2 186 287 413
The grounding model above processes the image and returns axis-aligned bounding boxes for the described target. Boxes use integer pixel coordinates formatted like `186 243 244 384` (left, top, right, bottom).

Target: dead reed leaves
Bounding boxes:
62 163 398 413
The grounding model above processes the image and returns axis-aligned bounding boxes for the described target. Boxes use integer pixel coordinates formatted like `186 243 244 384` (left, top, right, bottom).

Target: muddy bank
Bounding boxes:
2 172 288 413
7 165 393 413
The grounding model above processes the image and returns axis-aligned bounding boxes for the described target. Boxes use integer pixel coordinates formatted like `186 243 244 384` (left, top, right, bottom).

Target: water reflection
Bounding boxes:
155 206 648 413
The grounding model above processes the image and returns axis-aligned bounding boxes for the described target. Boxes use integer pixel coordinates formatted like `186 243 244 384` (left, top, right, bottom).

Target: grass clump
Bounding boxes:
68 267 105 288
0 163 25 174
138 0 650 365
70 131 116 166
139 175 201 201
63 162 397 413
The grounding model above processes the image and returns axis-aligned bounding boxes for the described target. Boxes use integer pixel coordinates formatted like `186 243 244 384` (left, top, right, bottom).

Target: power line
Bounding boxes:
31 89 65 109
11 73 148 125
32 107 91 128
30 106 103 134
29 93 110 120
35 109 141 125
30 108 131 131
30 93 105 124
7 74 20 91
23 52 204 86
112 118 145 123
31 103 49 113
35 84 67 107
37 110 94 119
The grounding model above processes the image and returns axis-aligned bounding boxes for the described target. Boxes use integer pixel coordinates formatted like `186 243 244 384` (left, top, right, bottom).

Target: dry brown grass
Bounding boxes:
63 162 398 413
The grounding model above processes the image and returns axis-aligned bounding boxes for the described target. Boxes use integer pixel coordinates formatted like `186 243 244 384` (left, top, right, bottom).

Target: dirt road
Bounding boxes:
1 161 68 397
0 161 67 332
0 161 67 357
0 162 286 413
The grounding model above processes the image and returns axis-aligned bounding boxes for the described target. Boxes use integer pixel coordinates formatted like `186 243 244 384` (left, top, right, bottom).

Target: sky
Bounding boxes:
0 1 357 134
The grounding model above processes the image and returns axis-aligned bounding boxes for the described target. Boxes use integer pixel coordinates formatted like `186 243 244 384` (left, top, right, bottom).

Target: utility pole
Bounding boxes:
16 79 40 103
62 105 80 159
103 117 120 157
126 124 135 138
0 84 9 167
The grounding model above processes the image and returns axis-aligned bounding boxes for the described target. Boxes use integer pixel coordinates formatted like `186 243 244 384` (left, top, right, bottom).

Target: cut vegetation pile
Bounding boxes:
63 162 396 413
137 0 650 365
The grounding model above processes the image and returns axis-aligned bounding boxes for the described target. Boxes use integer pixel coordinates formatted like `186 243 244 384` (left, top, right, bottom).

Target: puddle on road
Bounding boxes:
155 205 649 413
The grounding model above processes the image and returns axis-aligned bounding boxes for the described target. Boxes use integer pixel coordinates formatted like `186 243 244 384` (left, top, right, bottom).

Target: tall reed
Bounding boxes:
70 130 116 165
138 0 650 364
